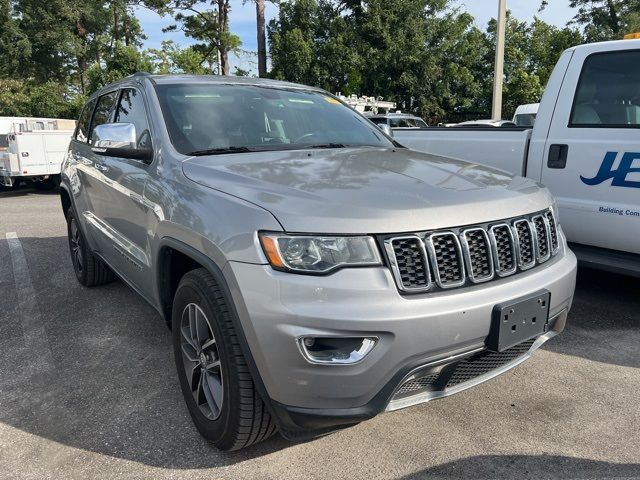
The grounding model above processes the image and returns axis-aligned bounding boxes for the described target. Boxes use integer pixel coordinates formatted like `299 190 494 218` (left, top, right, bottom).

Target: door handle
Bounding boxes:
95 163 109 173
548 144 568 169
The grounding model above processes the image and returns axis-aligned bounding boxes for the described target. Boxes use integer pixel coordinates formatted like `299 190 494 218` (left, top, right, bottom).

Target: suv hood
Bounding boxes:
182 147 553 234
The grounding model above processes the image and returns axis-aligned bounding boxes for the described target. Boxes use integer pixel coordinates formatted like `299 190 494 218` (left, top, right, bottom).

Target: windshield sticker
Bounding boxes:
324 97 341 105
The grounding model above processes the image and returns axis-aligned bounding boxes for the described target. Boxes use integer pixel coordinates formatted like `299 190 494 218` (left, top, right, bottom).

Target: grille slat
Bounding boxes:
490 224 516 275
533 215 551 261
428 233 465 288
514 219 536 269
385 209 559 294
386 237 431 291
545 211 559 252
462 228 493 282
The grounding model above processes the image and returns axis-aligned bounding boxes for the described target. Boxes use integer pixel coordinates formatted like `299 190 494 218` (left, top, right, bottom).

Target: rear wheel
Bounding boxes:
172 268 277 450
66 209 115 287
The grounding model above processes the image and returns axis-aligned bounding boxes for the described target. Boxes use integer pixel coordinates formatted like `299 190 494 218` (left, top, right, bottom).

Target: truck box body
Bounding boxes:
0 119 75 187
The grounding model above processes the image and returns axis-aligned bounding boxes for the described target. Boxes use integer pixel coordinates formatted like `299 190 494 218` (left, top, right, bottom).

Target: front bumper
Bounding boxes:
224 245 577 439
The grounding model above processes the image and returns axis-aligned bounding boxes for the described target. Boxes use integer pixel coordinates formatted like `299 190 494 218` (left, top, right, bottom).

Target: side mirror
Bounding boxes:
91 123 153 163
378 123 394 138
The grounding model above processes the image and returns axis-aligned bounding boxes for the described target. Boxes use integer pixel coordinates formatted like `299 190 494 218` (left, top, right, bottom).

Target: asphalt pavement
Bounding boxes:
1 185 639 480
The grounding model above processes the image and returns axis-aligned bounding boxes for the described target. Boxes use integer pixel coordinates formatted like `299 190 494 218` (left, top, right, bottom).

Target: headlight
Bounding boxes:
259 232 382 274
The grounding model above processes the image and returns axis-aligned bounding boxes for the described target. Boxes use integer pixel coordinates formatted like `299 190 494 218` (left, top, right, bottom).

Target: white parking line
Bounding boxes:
6 232 54 371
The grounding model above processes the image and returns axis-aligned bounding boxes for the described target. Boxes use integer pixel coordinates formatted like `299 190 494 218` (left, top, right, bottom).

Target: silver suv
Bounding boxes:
61 74 577 451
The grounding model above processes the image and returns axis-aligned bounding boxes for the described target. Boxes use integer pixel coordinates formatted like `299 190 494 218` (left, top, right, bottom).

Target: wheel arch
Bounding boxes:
60 184 72 218
155 236 281 429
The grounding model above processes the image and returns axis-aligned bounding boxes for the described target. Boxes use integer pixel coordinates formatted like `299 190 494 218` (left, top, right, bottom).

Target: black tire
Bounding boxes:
66 209 115 287
172 268 277 451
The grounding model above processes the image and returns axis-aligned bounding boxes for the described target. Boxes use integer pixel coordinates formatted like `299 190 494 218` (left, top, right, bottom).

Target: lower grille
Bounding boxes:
393 339 536 399
445 339 535 388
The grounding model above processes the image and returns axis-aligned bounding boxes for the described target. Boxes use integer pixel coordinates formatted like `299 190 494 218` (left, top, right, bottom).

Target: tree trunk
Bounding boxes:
256 0 266 77
605 0 620 35
214 0 231 75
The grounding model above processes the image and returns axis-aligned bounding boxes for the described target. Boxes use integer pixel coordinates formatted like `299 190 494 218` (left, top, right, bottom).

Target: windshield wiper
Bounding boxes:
186 146 253 156
305 143 347 149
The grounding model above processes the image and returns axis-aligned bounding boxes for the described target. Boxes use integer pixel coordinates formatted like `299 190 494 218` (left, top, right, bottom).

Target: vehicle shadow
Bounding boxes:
398 454 640 479
542 267 640 368
0 235 294 469
0 185 59 197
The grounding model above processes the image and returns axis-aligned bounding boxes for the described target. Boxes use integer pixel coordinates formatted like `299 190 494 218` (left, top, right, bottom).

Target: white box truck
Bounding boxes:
0 118 76 189
394 39 640 277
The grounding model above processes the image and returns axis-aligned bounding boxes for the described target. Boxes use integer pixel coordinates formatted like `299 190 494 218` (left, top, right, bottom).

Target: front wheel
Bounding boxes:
172 268 277 450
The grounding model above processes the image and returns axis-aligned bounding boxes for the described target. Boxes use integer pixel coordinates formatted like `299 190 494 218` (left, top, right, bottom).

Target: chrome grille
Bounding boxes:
427 232 465 288
385 236 431 292
384 208 560 293
490 224 516 275
461 228 493 282
533 215 551 262
545 210 559 252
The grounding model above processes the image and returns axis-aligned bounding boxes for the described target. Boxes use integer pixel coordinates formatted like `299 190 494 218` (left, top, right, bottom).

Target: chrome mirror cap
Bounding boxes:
93 123 137 149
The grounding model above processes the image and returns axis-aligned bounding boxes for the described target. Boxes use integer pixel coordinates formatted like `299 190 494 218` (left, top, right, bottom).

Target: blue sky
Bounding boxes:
136 0 577 73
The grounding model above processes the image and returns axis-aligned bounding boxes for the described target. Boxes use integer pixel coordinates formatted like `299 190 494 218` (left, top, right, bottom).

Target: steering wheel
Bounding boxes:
293 132 317 143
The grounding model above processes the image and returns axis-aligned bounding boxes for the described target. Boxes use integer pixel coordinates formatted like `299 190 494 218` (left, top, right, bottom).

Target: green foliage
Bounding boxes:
0 79 84 118
269 1 587 122
86 43 154 93
541 0 640 41
166 0 241 75
3 0 634 123
0 0 31 77
147 40 212 75
0 79 31 116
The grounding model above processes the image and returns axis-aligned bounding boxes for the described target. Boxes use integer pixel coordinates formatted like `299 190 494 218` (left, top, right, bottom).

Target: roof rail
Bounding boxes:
126 71 152 78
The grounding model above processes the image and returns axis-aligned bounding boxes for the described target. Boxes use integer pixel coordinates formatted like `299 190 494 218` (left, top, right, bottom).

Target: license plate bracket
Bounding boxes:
487 290 550 352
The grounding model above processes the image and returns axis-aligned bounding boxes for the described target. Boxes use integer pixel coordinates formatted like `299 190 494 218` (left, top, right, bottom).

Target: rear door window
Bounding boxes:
570 50 640 128
89 91 119 145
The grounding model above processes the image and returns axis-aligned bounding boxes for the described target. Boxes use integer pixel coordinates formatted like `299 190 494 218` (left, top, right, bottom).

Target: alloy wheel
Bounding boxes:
180 303 224 420
70 219 84 273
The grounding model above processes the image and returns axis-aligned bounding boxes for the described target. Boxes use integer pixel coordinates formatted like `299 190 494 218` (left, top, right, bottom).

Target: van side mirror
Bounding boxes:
378 123 394 138
91 123 153 164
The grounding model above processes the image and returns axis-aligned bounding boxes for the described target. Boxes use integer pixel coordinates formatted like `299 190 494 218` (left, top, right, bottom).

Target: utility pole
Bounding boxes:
492 0 507 120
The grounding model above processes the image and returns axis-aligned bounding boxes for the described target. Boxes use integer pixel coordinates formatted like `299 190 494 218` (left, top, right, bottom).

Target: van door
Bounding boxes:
540 47 640 255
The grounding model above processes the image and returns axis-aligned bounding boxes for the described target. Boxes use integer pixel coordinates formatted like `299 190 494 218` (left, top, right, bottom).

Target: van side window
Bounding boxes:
75 98 97 142
89 91 119 145
115 88 152 149
570 50 640 128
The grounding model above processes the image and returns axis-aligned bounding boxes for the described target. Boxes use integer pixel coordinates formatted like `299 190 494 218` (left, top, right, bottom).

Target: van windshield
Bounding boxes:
154 83 394 155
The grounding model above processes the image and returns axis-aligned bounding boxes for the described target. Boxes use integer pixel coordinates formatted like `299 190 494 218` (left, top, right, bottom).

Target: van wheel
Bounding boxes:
172 268 277 451
66 210 115 287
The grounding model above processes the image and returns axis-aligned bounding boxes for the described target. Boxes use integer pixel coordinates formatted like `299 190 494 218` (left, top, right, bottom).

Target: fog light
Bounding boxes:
298 336 377 365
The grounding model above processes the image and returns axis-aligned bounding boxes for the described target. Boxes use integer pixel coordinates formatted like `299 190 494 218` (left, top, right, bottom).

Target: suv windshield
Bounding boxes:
154 83 394 155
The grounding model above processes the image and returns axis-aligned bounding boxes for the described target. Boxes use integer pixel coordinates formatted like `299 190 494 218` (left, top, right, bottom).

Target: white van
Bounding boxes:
395 39 640 277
